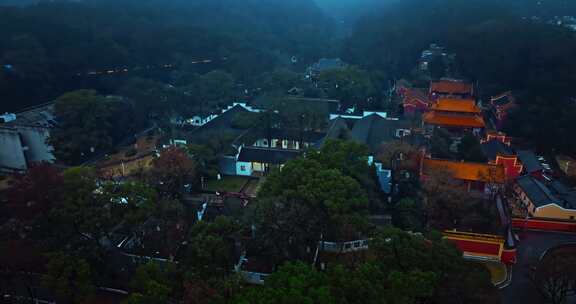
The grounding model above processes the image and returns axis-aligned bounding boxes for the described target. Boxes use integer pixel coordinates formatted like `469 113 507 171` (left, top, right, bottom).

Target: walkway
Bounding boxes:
500 230 576 304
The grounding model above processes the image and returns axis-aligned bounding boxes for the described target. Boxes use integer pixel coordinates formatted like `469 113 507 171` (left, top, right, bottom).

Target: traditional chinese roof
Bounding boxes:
350 114 412 152
430 98 481 113
430 80 473 96
423 112 485 128
423 158 506 183
481 139 514 161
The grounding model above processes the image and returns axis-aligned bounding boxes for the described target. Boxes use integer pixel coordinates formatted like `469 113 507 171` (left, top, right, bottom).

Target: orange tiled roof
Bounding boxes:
431 98 481 113
423 158 506 183
430 80 473 95
423 112 485 128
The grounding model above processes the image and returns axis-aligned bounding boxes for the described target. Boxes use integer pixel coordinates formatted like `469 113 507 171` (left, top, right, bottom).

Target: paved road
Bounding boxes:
500 230 576 304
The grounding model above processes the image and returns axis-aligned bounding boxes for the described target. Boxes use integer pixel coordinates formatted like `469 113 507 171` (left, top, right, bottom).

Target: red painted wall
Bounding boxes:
512 218 576 233
501 249 517 265
495 157 522 180
447 238 501 256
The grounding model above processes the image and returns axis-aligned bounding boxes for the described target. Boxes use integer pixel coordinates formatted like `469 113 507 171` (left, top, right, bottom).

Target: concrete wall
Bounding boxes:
0 128 27 171
18 126 55 164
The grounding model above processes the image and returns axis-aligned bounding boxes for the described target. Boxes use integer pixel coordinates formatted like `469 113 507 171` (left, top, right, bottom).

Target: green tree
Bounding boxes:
318 66 376 109
182 216 239 281
124 262 176 304
49 90 133 164
392 198 425 231
187 144 220 178
260 158 367 218
530 248 576 304
430 127 454 159
150 146 197 197
248 197 321 263
232 262 336 304
458 133 487 162
51 167 159 271
119 78 180 127
42 252 95 303
428 55 446 80
258 69 304 93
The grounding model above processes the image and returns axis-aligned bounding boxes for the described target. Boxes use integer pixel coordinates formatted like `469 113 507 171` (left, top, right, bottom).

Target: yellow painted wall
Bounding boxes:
535 205 576 220
253 162 264 172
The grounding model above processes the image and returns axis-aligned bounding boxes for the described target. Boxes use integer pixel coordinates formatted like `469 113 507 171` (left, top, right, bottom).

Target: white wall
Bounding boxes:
18 126 55 164
0 128 27 171
236 161 253 176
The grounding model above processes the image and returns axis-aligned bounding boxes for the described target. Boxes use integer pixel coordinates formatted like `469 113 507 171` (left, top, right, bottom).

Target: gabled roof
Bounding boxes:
481 139 514 161
423 112 485 128
516 175 562 207
187 104 250 144
253 128 326 144
318 117 351 147
517 150 543 173
4 103 56 129
430 80 473 95
431 98 481 113
237 146 301 164
423 158 506 183
350 114 412 151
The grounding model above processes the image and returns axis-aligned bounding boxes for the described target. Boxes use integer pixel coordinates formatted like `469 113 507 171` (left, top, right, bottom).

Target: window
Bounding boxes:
262 139 269 147
396 129 411 138
240 165 246 171
354 242 361 248
344 243 352 250
570 216 574 220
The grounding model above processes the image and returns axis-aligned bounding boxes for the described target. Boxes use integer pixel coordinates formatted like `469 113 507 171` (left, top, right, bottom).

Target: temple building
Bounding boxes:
429 80 474 99
422 98 485 135
488 92 516 130
481 133 522 181
422 158 505 193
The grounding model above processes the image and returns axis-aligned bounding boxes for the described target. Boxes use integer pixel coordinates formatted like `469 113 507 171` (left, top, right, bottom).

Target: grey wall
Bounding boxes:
0 128 27 171
19 126 55 163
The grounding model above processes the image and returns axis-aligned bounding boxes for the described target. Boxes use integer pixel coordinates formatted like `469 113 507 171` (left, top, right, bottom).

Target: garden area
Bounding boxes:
205 176 250 193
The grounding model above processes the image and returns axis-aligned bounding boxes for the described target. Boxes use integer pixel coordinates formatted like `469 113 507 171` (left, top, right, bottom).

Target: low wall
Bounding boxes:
512 218 576 233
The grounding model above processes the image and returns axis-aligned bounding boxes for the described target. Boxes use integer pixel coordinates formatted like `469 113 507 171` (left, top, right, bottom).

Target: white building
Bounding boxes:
0 103 56 172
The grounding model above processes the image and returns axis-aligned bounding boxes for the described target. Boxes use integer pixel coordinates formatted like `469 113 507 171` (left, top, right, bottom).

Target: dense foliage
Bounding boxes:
0 0 334 111
344 0 576 154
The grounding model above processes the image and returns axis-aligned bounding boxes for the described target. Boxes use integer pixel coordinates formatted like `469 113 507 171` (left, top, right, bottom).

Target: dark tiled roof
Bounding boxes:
187 105 249 144
350 115 412 151
549 180 576 210
254 128 326 144
237 146 301 164
317 117 350 147
550 180 571 195
481 139 514 161
251 96 340 115
517 150 543 173
516 175 561 207
4 103 56 128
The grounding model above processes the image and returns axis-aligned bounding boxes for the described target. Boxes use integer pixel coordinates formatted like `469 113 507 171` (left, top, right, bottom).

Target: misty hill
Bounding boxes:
0 0 334 111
